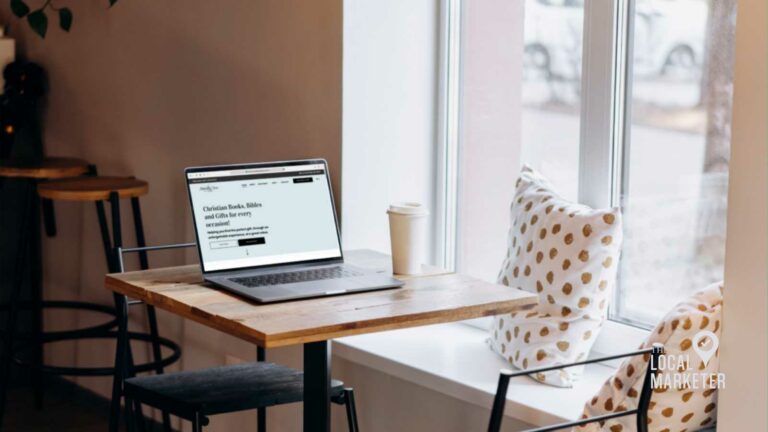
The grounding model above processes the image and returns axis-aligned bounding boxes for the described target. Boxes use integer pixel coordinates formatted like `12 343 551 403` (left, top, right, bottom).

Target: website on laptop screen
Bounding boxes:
187 163 342 272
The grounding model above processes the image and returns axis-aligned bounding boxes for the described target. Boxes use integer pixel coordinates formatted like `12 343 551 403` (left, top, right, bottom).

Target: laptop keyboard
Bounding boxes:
232 266 363 288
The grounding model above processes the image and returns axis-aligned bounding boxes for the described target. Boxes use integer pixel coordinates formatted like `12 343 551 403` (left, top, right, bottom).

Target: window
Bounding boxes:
445 0 736 329
614 0 737 326
521 0 584 201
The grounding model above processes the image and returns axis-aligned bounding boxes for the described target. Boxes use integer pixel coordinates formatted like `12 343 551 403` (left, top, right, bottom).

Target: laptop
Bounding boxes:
185 159 403 303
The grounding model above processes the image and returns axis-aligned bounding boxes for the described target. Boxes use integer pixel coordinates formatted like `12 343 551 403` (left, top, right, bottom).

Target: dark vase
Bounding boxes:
0 61 47 164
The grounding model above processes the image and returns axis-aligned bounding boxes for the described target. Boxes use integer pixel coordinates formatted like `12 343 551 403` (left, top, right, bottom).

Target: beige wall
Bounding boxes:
717 0 768 429
1 1 341 430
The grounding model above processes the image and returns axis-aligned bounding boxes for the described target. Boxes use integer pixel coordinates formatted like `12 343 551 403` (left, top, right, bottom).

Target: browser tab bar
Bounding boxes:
187 164 324 179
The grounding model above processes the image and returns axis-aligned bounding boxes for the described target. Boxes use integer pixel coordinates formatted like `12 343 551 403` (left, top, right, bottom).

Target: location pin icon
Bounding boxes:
692 330 719 367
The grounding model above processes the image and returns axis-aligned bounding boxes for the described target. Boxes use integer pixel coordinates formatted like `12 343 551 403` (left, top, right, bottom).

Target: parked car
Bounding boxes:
523 0 583 81
523 0 708 80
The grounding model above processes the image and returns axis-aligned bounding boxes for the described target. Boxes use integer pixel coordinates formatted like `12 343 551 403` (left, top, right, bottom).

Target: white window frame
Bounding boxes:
579 0 654 336
435 0 462 273
580 0 651 347
441 0 652 352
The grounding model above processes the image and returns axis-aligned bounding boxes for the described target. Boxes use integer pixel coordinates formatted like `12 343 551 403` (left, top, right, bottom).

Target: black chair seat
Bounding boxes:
124 362 344 421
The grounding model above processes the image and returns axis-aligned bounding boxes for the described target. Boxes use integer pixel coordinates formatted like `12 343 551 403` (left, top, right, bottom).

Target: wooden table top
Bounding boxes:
0 157 89 179
105 250 538 348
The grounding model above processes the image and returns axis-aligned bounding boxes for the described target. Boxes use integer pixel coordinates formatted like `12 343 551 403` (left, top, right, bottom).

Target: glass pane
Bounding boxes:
456 0 585 291
520 0 583 200
616 0 737 326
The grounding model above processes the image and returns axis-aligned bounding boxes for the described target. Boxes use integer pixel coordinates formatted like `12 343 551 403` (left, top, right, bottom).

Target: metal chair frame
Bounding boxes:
112 242 360 432
488 344 664 432
98 191 183 432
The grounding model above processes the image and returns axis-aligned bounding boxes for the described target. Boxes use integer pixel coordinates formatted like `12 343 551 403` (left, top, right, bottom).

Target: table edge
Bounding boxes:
105 272 538 348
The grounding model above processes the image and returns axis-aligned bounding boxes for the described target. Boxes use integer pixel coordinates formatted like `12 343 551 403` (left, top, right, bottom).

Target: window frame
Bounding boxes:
574 0 652 350
444 0 654 345
579 0 652 330
435 0 462 272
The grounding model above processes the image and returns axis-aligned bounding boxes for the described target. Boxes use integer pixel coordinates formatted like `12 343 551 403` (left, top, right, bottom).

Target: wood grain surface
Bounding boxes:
105 250 537 348
38 176 149 201
0 157 89 179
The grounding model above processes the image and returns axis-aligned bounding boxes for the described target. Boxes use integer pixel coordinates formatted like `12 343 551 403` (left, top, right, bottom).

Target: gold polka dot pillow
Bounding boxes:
489 165 623 387
577 283 723 432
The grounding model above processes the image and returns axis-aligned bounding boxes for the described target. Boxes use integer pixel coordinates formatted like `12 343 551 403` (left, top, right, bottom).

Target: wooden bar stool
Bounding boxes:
0 156 90 424
0 157 90 236
36 174 181 432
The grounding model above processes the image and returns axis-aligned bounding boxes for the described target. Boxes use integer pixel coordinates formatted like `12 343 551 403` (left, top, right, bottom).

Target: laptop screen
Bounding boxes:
186 161 342 273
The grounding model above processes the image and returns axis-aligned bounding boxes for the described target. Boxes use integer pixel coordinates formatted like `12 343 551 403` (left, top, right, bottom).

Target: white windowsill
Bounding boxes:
332 322 629 427
464 316 650 366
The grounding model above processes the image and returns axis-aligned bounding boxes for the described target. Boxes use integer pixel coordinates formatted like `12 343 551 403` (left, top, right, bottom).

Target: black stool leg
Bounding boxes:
131 197 172 432
343 388 359 432
125 343 146 432
257 346 266 432
42 198 56 237
99 200 124 432
96 201 115 272
0 191 31 427
145 305 170 428
29 183 45 409
110 292 131 432
0 276 21 428
109 193 146 432
104 194 146 432
108 192 123 273
125 393 137 432
192 412 204 432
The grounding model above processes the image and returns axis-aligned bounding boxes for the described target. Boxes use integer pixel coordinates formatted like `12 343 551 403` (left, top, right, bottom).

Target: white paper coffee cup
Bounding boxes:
387 202 429 275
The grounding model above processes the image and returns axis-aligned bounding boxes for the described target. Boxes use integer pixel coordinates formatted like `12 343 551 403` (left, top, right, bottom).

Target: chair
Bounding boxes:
487 344 664 432
112 243 360 432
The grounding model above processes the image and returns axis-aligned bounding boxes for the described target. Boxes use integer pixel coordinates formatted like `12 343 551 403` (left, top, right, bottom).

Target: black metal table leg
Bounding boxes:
303 340 331 432
41 198 56 237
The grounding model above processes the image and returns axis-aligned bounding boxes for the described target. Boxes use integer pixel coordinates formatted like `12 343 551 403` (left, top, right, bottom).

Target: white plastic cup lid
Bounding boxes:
387 202 429 216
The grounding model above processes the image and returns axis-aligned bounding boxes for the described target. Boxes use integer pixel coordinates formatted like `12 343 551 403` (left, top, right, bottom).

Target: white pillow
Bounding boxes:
577 283 723 432
489 165 623 387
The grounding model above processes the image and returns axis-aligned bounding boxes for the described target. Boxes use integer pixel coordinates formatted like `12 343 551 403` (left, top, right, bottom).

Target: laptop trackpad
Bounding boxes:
287 278 361 295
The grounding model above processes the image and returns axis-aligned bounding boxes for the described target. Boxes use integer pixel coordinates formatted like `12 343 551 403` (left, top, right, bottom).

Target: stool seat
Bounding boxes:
0 157 89 179
124 362 345 421
37 176 149 201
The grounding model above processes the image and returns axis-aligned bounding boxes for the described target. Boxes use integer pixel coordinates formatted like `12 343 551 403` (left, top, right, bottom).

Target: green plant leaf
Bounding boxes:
59 8 73 32
10 0 30 18
27 10 48 38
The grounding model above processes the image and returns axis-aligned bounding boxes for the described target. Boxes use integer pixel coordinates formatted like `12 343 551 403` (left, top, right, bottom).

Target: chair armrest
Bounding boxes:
488 344 664 432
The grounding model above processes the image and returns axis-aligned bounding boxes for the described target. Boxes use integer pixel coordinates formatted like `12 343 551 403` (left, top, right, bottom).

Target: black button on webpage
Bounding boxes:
293 177 313 183
238 237 266 246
